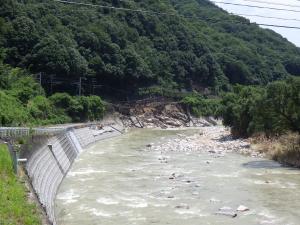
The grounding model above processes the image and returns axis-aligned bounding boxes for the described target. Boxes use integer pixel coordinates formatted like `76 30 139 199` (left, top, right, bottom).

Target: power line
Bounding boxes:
121 0 300 7
212 1 300 13
53 0 300 30
232 0 300 8
54 0 178 16
235 13 300 22
257 23 300 30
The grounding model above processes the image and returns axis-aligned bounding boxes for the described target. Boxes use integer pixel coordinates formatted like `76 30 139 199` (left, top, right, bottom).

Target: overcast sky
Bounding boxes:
212 0 300 47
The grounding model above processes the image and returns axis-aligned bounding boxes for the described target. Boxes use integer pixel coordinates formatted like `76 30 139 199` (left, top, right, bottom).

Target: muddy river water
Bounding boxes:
55 129 300 225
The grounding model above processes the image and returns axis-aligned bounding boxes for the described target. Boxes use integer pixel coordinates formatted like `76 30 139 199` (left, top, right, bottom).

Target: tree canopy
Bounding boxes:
0 0 300 99
220 77 300 137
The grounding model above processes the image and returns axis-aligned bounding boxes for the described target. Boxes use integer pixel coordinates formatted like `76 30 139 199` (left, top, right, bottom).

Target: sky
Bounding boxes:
212 0 300 47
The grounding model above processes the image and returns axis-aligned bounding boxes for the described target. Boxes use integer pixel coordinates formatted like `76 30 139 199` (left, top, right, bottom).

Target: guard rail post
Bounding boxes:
12 148 18 174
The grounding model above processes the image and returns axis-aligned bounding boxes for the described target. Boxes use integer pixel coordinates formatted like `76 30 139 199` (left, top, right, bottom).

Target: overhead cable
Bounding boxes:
233 0 300 8
53 0 300 30
235 13 300 22
212 1 300 13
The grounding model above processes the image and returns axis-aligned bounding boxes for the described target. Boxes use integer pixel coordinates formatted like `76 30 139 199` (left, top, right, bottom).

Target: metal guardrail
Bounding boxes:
0 122 107 139
0 127 66 139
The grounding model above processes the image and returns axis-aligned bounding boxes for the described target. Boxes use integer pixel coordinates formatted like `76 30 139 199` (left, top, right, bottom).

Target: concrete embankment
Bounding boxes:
21 122 124 225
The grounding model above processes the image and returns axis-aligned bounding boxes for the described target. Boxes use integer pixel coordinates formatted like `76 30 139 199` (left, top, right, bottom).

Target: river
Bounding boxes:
55 128 300 225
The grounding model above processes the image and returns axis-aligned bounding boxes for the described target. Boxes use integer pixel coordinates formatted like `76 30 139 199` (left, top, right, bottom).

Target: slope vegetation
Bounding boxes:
0 144 41 225
0 0 300 98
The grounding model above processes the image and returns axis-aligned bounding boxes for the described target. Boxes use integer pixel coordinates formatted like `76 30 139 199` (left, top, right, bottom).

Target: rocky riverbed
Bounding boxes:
146 126 264 158
118 102 263 158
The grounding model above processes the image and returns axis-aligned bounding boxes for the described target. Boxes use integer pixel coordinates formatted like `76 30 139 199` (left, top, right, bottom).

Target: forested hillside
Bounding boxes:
0 61 105 126
1 0 300 99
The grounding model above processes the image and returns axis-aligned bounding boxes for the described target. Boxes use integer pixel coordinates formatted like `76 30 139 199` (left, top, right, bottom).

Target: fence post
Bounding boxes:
6 142 18 174
12 148 18 174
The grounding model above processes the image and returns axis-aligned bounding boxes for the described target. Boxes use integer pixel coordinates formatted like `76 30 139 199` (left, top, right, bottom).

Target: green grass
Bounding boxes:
0 144 41 225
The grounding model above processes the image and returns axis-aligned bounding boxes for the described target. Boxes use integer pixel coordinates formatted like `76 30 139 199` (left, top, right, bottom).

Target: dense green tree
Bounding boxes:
285 58 300 76
30 36 88 76
0 0 300 128
220 77 300 137
78 95 105 121
0 62 42 104
0 91 29 126
181 92 221 117
220 86 264 137
264 79 300 133
0 60 105 126
49 93 105 122
0 0 299 98
27 96 54 120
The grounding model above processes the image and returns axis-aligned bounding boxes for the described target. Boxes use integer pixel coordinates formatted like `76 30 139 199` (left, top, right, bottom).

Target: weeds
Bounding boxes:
252 133 300 167
0 144 41 225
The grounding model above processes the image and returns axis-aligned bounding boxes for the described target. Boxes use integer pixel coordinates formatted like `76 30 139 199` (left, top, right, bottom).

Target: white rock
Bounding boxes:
237 205 249 212
216 206 237 218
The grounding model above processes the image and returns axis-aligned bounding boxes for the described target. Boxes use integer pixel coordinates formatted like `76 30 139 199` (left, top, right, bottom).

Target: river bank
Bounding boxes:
251 133 300 168
117 101 219 128
116 99 298 167
116 100 264 159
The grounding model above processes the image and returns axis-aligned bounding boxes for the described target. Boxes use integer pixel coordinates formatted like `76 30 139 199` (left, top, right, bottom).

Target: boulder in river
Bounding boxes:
169 173 176 179
216 207 237 218
237 205 249 212
175 203 190 209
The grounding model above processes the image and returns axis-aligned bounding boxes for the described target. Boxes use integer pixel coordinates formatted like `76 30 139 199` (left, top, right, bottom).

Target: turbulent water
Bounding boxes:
55 129 300 225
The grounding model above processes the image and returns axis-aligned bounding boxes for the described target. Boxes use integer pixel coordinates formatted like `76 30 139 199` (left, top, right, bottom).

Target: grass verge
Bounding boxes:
0 144 41 225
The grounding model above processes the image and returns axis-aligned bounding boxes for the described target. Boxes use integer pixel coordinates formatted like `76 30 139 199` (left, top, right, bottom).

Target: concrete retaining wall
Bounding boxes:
24 124 123 225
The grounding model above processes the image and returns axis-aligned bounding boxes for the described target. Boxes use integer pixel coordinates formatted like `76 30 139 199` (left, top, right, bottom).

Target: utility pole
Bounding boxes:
38 72 42 94
78 77 86 96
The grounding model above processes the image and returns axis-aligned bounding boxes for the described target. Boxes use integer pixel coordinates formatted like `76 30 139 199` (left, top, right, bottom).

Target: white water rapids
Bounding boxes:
55 128 300 225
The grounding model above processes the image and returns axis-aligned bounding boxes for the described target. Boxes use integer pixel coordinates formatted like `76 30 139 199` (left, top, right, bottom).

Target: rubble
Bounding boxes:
145 126 262 157
120 102 220 129
120 102 262 157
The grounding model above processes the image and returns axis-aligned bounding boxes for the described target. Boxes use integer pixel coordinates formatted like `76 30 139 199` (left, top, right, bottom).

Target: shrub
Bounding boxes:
0 91 29 126
78 95 105 122
181 93 221 117
27 95 71 125
220 77 300 137
49 93 105 122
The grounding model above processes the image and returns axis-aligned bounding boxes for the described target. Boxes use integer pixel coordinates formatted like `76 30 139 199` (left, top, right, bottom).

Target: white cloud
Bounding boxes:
213 0 300 46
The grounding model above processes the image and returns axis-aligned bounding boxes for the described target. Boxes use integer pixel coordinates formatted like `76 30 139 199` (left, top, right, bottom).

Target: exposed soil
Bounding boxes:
118 101 218 129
